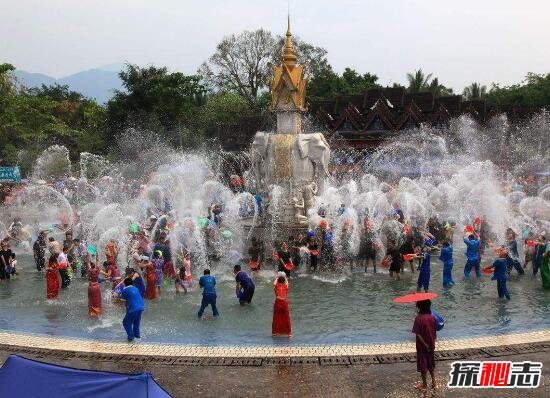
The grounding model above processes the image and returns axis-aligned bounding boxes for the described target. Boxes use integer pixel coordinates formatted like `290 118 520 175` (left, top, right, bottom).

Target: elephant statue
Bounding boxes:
294 133 331 193
249 131 331 197
250 131 270 192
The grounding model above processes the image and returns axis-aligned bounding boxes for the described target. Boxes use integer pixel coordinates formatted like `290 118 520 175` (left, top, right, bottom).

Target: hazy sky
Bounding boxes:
2 0 549 91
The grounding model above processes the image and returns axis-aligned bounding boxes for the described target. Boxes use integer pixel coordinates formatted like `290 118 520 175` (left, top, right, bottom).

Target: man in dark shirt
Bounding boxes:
234 264 255 305
33 231 47 271
277 242 293 277
63 231 75 271
0 240 16 280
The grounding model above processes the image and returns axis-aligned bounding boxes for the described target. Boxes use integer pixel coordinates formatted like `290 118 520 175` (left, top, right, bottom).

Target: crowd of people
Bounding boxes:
0 170 549 392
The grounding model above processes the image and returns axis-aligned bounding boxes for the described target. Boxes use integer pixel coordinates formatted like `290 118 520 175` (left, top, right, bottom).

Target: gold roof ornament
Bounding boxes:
282 15 297 67
271 15 307 113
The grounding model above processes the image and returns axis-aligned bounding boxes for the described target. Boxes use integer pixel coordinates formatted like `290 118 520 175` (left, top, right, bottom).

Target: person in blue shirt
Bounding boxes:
488 252 511 300
439 241 454 287
198 269 219 318
463 232 481 278
416 246 432 292
120 277 145 341
254 194 263 216
234 264 255 305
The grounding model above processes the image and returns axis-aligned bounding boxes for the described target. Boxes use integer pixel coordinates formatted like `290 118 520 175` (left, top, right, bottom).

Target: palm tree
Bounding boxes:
427 77 453 96
406 69 432 93
463 82 487 100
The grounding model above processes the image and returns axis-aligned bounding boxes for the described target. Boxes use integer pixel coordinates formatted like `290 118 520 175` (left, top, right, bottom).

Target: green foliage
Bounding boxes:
0 63 16 96
405 69 452 95
106 64 206 148
486 73 550 108
463 82 487 100
198 93 252 137
307 66 379 102
427 77 453 96
0 67 107 173
407 69 432 93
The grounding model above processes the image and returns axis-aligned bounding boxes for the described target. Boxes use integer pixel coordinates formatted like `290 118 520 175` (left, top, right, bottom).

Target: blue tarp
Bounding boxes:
0 355 172 398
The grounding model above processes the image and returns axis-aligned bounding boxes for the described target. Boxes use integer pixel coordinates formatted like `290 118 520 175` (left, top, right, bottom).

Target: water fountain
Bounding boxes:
0 19 549 348
249 17 331 242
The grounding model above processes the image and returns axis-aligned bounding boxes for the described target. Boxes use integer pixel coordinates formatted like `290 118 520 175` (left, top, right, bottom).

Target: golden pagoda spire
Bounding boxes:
270 14 307 120
282 14 297 68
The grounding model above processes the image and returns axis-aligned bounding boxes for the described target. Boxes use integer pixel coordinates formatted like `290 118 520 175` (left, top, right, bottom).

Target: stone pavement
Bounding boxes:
1 344 549 397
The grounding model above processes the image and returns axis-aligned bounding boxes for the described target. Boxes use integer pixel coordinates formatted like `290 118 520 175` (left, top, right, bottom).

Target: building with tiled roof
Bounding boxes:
215 87 539 152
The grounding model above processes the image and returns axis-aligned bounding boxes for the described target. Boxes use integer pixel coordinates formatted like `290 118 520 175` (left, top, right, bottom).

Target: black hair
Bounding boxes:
234 264 241 272
73 238 80 243
277 276 286 284
416 299 431 314
204 269 210 275
48 237 55 242
468 234 475 240
124 277 133 286
443 241 450 247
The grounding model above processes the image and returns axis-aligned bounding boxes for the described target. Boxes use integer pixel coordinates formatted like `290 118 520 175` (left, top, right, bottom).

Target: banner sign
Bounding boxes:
0 167 21 183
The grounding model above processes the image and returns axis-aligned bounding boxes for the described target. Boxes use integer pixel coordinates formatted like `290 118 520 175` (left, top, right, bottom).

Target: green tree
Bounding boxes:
308 67 380 102
486 73 550 107
198 92 252 137
341 68 379 95
463 82 487 100
0 63 16 96
406 69 432 93
427 77 453 96
199 29 330 106
0 65 107 172
106 64 206 148
199 29 276 105
307 65 345 102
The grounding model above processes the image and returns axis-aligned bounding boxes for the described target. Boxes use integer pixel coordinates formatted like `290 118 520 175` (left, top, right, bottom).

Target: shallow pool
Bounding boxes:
0 246 549 346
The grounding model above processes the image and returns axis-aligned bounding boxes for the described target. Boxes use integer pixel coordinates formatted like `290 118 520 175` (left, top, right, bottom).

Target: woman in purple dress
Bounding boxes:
412 299 437 391
152 250 165 296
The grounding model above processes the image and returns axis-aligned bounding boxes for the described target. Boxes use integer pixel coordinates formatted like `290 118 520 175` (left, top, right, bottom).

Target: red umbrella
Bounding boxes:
393 292 438 304
482 267 493 275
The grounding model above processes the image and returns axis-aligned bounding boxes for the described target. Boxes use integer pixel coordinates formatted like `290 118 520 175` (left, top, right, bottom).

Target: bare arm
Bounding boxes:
416 334 432 351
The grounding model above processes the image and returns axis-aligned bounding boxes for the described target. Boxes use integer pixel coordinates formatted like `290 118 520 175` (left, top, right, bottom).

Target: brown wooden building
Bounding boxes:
215 88 539 152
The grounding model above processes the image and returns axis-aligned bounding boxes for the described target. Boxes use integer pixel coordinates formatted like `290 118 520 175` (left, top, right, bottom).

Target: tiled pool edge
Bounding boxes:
0 329 548 360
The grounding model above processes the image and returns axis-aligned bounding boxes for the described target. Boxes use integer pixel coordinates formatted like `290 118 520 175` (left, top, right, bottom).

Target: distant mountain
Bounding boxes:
12 70 56 88
12 65 124 104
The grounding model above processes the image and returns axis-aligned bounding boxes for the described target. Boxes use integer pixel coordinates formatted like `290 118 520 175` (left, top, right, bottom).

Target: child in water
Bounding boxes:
412 299 437 391
151 250 164 296
175 251 191 295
